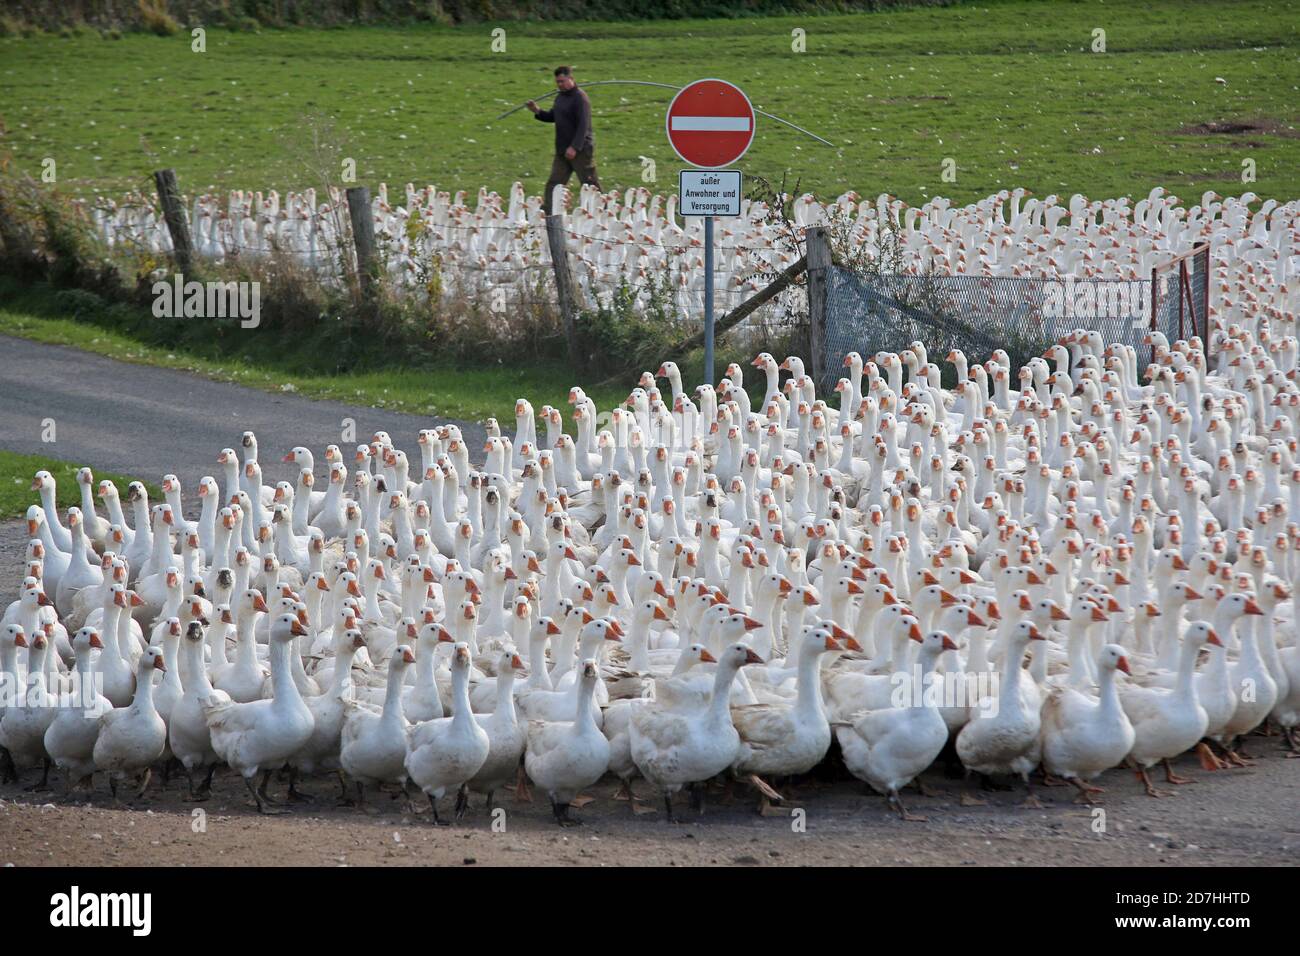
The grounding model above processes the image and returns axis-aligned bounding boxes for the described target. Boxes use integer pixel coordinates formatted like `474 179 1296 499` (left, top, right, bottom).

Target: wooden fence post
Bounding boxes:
152 168 192 272
0 189 40 276
346 185 376 304
546 213 582 371
806 226 831 388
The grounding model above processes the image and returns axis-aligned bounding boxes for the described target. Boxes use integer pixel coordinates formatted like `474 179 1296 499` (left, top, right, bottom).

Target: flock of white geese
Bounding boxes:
89 184 1300 323
4 329 1300 825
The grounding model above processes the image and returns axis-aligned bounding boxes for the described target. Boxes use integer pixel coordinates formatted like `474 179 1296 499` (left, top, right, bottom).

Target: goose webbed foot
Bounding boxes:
183 773 212 803
352 781 380 814
1070 781 1102 805
747 774 783 810
134 768 153 800
1196 741 1226 771
335 770 353 805
689 782 708 815
1136 766 1171 798
552 800 582 827
403 779 425 815
428 793 451 826
1161 758 1196 785
959 791 988 806
256 768 282 804
1286 728 1300 756
1223 738 1254 765
911 778 939 798
245 774 285 814
663 792 680 824
612 778 633 802
1037 770 1070 788
24 758 52 792
514 764 533 803
889 790 928 822
286 768 315 803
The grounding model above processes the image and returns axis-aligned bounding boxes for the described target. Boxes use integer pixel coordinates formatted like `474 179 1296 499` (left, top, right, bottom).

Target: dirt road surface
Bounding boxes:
2 722 1295 866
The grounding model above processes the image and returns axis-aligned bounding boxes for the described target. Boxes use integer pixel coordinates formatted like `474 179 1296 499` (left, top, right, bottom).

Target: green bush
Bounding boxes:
137 0 181 36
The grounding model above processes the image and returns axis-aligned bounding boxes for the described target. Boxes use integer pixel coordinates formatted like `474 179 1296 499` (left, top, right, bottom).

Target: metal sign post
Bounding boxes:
667 80 754 387
678 169 742 385
704 215 715 384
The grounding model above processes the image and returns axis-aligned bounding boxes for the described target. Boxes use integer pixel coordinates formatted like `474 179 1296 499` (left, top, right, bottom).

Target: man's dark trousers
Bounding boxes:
544 148 601 214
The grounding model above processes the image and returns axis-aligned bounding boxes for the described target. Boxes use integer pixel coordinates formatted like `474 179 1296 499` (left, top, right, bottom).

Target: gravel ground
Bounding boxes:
0 736 1296 866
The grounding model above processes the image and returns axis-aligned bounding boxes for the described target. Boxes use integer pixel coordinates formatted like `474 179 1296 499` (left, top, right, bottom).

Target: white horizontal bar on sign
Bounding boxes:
670 116 751 131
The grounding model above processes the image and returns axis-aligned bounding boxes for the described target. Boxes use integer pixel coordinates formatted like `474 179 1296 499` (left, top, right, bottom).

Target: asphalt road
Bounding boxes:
0 334 486 494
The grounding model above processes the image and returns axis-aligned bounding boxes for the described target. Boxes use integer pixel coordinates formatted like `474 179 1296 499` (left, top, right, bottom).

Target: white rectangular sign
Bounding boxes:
678 169 742 217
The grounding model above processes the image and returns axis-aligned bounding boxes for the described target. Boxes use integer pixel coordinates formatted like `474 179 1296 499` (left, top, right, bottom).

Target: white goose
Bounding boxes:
1040 644 1136 802
1120 621 1220 797
835 629 958 820
201 614 316 813
630 641 763 821
955 621 1046 805
467 649 528 811
339 643 415 808
93 646 168 800
288 628 367 802
43 627 112 790
524 659 610 826
729 626 842 808
404 642 490 825
168 621 220 799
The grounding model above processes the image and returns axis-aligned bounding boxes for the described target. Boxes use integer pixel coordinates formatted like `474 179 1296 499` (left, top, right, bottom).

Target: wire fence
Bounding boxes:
819 259 1208 392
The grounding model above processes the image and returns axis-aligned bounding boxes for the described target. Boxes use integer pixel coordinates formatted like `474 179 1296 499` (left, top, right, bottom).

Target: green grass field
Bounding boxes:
1 0 1297 204
0 450 160 521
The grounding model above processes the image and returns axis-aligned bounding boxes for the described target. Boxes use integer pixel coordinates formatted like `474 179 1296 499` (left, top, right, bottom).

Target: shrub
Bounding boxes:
136 0 181 36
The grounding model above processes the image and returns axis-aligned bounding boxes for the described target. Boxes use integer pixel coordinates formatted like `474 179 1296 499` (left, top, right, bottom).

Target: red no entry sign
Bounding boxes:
665 78 756 169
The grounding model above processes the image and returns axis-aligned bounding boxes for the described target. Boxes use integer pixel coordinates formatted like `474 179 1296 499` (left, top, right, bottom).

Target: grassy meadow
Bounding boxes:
0 0 1296 204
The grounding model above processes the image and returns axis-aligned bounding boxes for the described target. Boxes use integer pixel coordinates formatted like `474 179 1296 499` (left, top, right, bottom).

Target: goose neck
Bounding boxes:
450 665 474 726
269 637 301 705
708 660 741 725
794 643 826 721
382 664 407 722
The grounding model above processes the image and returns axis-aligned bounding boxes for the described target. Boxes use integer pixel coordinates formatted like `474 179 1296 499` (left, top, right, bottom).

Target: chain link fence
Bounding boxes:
817 245 1210 392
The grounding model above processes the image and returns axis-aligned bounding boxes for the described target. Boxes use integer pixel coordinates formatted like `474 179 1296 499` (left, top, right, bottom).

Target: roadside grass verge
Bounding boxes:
0 449 161 521
0 279 754 425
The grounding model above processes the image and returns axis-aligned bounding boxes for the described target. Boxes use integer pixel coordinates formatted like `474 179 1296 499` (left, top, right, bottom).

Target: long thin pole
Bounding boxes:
704 215 715 384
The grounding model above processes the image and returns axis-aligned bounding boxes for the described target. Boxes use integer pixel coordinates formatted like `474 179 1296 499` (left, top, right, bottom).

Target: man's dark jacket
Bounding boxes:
535 87 595 154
